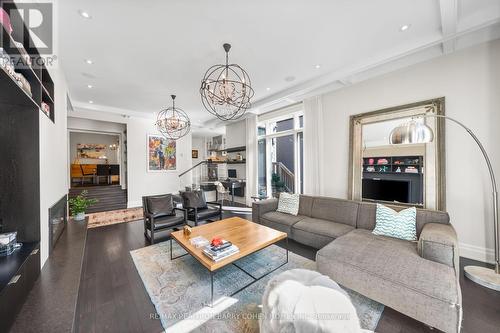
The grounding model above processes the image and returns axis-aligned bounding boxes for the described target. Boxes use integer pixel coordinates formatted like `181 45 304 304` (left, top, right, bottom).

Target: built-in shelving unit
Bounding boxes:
362 156 423 174
1 5 55 122
0 2 52 330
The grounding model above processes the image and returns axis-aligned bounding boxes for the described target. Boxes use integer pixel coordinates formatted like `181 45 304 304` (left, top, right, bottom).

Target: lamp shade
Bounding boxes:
389 120 434 144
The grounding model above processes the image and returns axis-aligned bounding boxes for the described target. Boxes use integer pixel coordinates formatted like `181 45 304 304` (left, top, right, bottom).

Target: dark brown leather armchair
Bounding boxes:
142 194 187 244
180 190 222 226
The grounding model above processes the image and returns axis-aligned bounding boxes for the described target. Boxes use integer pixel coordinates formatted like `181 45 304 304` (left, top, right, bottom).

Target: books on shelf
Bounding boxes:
203 240 239 262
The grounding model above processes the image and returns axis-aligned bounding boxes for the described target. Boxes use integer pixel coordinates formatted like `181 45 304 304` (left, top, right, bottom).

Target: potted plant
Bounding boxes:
68 190 97 221
271 173 285 198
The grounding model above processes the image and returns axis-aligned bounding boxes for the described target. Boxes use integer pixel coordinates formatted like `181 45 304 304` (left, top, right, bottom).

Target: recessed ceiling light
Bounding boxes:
315 64 321 69
85 59 93 65
400 24 411 32
87 84 93 89
89 100 94 104
266 87 271 91
78 10 92 19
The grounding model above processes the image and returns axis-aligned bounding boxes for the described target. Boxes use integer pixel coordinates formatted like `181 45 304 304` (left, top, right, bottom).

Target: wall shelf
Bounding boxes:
1 18 55 122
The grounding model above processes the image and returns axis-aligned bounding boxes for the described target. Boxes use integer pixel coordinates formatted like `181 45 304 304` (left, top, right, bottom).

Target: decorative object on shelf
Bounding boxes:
68 190 98 221
396 167 402 173
13 72 31 95
390 115 500 291
13 41 32 66
200 43 254 121
405 166 418 173
0 8 13 35
147 134 176 171
368 158 375 165
191 149 198 159
377 158 389 165
366 166 375 172
156 95 191 140
0 232 21 257
41 102 51 117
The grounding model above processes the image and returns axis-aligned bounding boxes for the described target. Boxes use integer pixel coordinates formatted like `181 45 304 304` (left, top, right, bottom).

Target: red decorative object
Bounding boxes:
211 237 223 247
368 158 374 165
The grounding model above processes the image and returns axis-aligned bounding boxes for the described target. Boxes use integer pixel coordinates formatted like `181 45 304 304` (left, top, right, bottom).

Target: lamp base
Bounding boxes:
464 266 500 291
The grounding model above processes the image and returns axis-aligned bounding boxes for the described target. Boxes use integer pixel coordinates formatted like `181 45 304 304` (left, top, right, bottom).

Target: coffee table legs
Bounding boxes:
170 238 189 260
209 238 289 307
171 237 289 308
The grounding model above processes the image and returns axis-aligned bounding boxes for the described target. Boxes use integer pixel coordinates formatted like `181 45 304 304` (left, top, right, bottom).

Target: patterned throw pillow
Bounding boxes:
372 204 417 241
277 193 300 216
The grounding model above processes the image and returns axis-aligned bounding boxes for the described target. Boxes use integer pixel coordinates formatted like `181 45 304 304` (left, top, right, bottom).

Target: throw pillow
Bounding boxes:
180 190 207 209
277 192 300 216
372 204 417 241
147 195 174 217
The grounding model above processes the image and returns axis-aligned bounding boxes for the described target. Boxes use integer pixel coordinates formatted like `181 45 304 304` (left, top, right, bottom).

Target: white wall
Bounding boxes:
39 67 69 267
192 136 206 165
225 120 246 148
127 117 192 207
319 39 500 263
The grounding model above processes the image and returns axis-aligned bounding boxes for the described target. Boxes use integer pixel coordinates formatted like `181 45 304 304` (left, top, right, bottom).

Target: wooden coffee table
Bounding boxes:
170 217 288 306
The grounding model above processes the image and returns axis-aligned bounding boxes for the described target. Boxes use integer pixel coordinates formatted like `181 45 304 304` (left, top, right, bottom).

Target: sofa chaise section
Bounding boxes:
316 229 461 333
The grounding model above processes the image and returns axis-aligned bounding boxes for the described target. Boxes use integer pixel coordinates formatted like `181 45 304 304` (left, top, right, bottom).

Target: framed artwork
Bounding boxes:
192 149 199 159
147 134 176 172
77 143 107 159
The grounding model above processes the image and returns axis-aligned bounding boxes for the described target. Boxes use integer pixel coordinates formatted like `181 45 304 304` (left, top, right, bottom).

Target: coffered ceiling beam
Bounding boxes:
439 0 458 54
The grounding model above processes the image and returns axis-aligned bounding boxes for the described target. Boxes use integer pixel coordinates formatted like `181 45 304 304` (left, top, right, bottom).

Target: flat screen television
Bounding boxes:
362 178 410 203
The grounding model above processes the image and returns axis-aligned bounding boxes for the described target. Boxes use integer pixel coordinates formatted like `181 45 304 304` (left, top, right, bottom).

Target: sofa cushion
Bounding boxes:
357 202 450 236
292 218 355 249
316 229 461 333
311 197 358 227
372 204 417 241
277 192 300 216
260 211 307 235
298 195 314 216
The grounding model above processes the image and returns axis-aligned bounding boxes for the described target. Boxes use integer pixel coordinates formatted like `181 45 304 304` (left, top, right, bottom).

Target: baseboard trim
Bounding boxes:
459 243 495 264
128 200 142 209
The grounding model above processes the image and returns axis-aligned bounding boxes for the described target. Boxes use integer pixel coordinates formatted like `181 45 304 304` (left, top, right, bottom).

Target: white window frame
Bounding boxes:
257 110 304 195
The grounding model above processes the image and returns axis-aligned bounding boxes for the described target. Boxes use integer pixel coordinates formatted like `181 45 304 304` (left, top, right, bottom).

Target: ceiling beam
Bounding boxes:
439 0 458 54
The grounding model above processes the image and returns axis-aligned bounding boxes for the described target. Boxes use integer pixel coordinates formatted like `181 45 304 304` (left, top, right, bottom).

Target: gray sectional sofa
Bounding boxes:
252 195 462 333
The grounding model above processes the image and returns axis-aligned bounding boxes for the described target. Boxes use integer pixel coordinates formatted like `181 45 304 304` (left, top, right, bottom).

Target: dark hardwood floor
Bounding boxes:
74 216 500 333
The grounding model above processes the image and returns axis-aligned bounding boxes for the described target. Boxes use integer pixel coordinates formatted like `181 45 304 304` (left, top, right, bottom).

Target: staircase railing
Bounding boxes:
272 162 295 193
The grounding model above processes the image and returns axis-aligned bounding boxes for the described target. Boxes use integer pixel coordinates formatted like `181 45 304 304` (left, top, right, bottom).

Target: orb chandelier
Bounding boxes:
155 95 191 140
200 43 255 121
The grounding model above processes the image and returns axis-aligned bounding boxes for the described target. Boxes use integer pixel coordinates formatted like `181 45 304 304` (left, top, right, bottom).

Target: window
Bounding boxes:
257 111 304 197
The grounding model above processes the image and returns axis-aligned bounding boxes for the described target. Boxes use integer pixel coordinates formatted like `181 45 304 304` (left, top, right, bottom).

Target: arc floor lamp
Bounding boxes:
389 113 500 291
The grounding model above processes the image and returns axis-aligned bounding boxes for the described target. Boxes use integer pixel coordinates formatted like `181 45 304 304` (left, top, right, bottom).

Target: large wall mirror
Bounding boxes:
348 98 446 210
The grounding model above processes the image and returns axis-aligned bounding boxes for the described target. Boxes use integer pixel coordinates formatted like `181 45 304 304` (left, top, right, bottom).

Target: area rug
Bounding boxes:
131 242 384 332
87 207 143 228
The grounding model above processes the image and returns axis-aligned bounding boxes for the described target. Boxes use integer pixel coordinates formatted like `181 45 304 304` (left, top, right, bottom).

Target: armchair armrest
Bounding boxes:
252 198 278 224
173 207 187 221
206 201 222 210
418 223 459 271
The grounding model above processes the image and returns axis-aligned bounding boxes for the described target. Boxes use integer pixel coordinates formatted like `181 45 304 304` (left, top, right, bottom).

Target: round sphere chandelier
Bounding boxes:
200 43 255 121
155 95 191 140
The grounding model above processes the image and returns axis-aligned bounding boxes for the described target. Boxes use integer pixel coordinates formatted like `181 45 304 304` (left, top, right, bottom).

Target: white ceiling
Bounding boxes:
58 0 500 130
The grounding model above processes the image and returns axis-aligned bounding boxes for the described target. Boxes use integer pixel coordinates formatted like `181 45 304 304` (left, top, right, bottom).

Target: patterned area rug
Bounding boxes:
131 242 384 332
87 207 143 228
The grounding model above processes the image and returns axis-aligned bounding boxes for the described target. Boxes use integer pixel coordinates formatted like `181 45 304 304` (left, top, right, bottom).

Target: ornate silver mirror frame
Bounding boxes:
348 97 446 210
